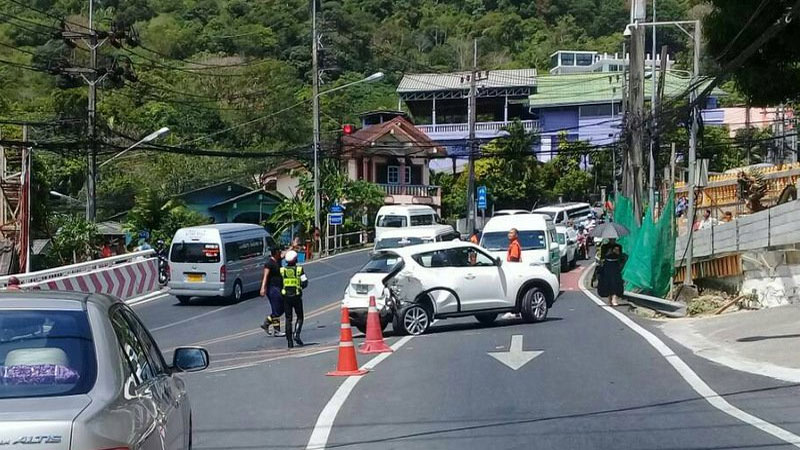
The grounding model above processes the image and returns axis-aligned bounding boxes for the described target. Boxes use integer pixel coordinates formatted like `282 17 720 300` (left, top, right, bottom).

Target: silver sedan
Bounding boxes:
0 291 209 449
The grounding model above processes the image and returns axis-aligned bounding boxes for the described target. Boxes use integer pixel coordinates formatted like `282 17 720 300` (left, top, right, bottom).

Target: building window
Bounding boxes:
551 54 559 68
576 53 593 66
580 104 621 117
561 52 575 66
388 166 411 184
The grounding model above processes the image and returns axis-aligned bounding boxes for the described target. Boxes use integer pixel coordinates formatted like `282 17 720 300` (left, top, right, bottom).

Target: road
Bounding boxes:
134 250 800 450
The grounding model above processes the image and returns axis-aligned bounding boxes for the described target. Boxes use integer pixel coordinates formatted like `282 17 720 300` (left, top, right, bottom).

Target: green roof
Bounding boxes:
526 71 723 108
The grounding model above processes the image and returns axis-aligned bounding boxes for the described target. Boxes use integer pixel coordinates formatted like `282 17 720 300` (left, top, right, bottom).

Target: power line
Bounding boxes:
1 0 93 32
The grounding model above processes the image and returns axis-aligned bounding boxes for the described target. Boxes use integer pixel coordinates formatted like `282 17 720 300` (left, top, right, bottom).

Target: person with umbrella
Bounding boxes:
591 222 629 306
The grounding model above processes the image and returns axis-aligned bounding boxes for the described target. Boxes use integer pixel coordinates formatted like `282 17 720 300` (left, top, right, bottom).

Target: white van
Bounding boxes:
479 214 561 276
374 224 460 251
374 205 439 240
168 224 275 304
532 202 592 226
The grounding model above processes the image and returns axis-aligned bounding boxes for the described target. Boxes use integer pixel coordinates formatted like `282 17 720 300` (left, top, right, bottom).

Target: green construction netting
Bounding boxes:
615 191 676 298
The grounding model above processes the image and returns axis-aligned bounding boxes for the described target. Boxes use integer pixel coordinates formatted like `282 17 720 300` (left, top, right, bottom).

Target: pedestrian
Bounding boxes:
101 241 112 258
507 228 522 262
597 238 625 306
6 276 21 290
721 211 733 223
259 247 285 337
280 250 308 348
469 229 480 244
697 209 717 230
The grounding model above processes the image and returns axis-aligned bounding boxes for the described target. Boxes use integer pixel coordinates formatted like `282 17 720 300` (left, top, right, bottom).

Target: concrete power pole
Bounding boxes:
466 39 477 234
311 0 321 236
648 0 657 214
628 23 646 224
86 0 97 221
684 22 701 287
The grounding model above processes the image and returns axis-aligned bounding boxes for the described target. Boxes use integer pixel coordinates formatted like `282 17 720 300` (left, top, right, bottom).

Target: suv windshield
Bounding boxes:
375 237 431 250
170 242 221 263
377 215 407 228
360 252 402 273
481 230 547 251
0 310 97 399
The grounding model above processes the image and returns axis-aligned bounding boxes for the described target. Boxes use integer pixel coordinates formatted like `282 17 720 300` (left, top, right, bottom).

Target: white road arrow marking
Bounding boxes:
488 335 543 370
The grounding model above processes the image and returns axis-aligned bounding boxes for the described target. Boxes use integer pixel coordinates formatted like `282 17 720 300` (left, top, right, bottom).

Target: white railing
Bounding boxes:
323 230 372 256
0 250 156 288
377 184 441 197
416 120 540 135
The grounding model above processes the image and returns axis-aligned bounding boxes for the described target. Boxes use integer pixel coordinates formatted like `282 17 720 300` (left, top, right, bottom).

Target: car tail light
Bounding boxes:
165 264 171 280
220 265 227 282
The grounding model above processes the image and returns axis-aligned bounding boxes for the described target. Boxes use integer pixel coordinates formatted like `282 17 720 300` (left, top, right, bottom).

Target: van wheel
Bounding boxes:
521 287 548 323
231 280 243 303
177 296 191 305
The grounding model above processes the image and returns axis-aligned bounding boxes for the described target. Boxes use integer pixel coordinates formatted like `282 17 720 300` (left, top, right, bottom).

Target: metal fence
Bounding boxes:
323 230 373 256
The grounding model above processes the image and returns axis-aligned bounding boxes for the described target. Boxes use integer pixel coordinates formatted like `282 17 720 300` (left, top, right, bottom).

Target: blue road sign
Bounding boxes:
328 213 344 226
329 204 344 213
477 185 488 210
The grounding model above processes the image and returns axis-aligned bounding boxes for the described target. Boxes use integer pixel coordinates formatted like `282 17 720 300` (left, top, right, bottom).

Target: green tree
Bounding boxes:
48 214 99 265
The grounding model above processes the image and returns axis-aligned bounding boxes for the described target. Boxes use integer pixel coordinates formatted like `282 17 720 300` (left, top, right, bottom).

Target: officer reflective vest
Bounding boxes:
280 266 303 296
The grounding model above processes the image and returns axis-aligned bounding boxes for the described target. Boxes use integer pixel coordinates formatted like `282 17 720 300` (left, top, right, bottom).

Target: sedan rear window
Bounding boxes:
170 242 221 263
481 231 547 251
0 310 97 399
360 253 401 273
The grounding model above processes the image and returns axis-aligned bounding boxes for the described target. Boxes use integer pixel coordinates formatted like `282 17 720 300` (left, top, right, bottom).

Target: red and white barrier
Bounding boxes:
1 251 160 301
39 258 159 301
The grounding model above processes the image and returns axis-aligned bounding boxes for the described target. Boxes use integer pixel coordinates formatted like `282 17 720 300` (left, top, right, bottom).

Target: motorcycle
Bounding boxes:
576 232 590 260
156 239 169 285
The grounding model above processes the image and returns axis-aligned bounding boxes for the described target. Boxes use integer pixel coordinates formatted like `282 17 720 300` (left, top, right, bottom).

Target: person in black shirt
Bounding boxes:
259 247 285 336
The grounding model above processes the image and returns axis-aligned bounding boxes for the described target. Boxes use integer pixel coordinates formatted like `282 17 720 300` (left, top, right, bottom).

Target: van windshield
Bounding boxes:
481 231 547 251
377 215 407 228
170 243 221 263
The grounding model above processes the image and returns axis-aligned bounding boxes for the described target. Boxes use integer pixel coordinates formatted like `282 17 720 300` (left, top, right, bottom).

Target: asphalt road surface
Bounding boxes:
134 249 800 450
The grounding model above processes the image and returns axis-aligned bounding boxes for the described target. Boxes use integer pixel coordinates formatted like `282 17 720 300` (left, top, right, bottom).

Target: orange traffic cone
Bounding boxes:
327 306 368 377
359 296 393 354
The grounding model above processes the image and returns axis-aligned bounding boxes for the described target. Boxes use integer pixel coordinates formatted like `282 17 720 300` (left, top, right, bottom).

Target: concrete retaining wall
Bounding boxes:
741 249 800 308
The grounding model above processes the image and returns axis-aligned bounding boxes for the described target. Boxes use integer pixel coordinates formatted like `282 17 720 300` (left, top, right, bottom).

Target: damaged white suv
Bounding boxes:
346 241 560 336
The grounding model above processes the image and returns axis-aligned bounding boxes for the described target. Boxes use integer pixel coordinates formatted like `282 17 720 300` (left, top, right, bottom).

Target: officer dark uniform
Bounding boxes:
280 250 308 348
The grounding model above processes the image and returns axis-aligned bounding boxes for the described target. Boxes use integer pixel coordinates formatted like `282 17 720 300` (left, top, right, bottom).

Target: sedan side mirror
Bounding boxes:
495 257 503 266
172 347 209 373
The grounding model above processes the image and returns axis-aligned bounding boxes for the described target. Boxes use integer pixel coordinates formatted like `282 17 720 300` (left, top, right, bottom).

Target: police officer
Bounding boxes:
280 250 308 348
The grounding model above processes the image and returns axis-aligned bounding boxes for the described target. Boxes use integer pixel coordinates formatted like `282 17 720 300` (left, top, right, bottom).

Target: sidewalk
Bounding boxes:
657 304 800 383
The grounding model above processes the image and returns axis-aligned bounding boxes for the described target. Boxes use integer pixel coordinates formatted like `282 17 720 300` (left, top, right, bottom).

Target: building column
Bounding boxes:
399 159 407 194
541 136 552 162
504 95 509 123
432 97 437 126
362 158 369 181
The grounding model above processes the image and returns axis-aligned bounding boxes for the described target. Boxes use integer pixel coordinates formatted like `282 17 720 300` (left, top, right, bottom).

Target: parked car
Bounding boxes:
555 225 578 270
0 291 209 449
492 209 531 217
480 214 561 277
532 202 592 226
374 224 460 251
168 224 276 304
374 205 440 241
375 241 560 335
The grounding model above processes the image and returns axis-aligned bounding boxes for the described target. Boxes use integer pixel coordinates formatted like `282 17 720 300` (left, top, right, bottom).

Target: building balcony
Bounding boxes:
377 184 441 207
415 120 540 142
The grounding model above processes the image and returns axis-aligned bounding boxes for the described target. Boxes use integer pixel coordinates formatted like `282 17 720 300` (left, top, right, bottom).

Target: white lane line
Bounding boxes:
578 265 800 448
149 303 238 333
306 336 414 450
128 292 169 307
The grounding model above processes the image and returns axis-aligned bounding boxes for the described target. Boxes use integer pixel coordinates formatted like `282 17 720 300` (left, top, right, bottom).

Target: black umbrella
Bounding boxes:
590 222 630 240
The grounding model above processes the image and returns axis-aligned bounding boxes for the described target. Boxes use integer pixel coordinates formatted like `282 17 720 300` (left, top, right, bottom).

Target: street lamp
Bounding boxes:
312 72 385 235
100 127 170 168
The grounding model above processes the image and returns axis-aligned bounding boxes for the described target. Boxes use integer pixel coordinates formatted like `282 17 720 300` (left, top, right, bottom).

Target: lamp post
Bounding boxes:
100 127 170 168
312 72 384 235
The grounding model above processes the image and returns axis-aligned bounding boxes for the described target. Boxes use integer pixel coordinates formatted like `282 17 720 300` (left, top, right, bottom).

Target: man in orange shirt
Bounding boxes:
507 228 522 262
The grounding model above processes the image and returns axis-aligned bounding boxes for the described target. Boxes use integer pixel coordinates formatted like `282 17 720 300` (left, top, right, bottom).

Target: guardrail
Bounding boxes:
323 231 372 256
623 291 688 318
0 250 155 288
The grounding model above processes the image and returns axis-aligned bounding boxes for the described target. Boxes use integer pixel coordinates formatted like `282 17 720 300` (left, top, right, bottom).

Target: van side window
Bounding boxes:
225 238 264 262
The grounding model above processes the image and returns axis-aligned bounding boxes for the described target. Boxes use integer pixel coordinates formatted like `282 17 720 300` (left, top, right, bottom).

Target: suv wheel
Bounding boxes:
475 313 498 326
520 287 548 323
399 304 431 336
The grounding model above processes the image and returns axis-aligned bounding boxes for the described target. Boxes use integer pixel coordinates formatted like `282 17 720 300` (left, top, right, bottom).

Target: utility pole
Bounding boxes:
648 0 657 214
466 39 477 234
311 0 321 237
685 22 701 287
628 22 646 224
21 125 30 273
86 0 97 221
